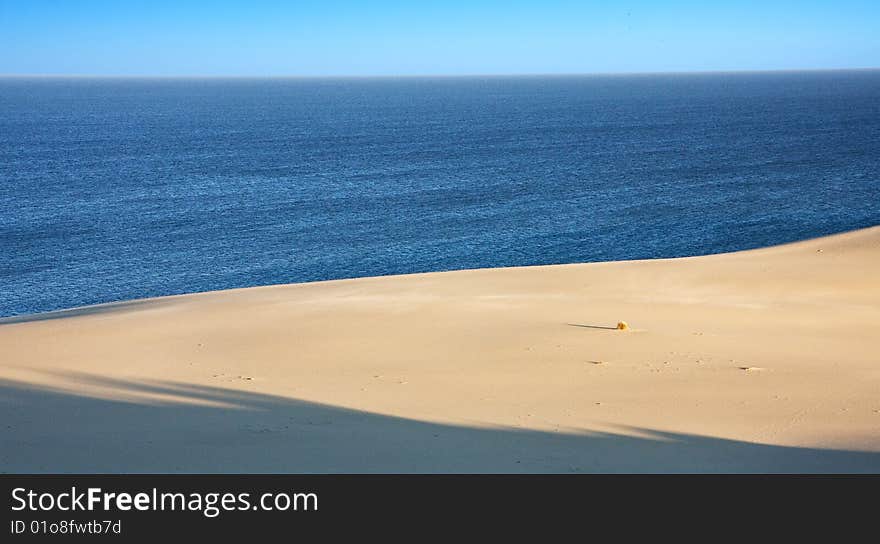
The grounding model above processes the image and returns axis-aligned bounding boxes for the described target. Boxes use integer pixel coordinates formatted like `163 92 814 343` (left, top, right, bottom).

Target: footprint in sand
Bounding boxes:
210 373 254 382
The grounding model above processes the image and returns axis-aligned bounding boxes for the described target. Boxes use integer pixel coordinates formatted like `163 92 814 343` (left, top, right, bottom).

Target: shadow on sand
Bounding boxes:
566 323 620 330
0 299 168 325
1 371 878 473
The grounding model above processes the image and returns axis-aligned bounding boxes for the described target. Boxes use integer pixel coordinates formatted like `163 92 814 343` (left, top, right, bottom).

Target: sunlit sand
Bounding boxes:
1 226 878 472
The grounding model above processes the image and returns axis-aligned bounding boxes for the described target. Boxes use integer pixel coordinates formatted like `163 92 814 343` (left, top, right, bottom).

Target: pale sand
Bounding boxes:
1 227 879 473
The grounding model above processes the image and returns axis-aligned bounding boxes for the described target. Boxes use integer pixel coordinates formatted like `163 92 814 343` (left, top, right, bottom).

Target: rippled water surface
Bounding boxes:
2 72 879 316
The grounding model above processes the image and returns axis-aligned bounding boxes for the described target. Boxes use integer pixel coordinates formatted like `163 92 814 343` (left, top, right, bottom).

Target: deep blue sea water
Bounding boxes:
1 71 879 317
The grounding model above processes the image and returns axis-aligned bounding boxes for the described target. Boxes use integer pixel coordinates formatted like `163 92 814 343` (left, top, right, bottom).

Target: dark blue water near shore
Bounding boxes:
1 71 879 317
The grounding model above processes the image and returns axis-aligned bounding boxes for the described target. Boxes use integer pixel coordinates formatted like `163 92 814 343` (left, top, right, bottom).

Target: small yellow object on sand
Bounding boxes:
616 321 629 330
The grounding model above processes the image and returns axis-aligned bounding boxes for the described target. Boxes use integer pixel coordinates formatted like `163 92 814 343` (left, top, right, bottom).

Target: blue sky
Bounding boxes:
1 0 877 76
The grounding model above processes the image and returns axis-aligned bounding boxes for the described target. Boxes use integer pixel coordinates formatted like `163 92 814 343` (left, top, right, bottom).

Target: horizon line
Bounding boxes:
1 67 879 79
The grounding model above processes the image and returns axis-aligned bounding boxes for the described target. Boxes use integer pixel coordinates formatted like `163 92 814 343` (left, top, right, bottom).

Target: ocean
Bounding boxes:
1 71 879 317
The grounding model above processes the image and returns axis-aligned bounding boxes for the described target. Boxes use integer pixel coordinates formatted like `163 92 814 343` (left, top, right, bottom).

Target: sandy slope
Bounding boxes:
1 227 879 473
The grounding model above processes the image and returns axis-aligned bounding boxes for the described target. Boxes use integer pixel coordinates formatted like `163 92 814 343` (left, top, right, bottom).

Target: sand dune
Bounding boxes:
2 226 879 473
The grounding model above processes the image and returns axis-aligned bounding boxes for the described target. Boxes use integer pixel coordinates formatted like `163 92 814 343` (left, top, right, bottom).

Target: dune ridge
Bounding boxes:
2 226 879 472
